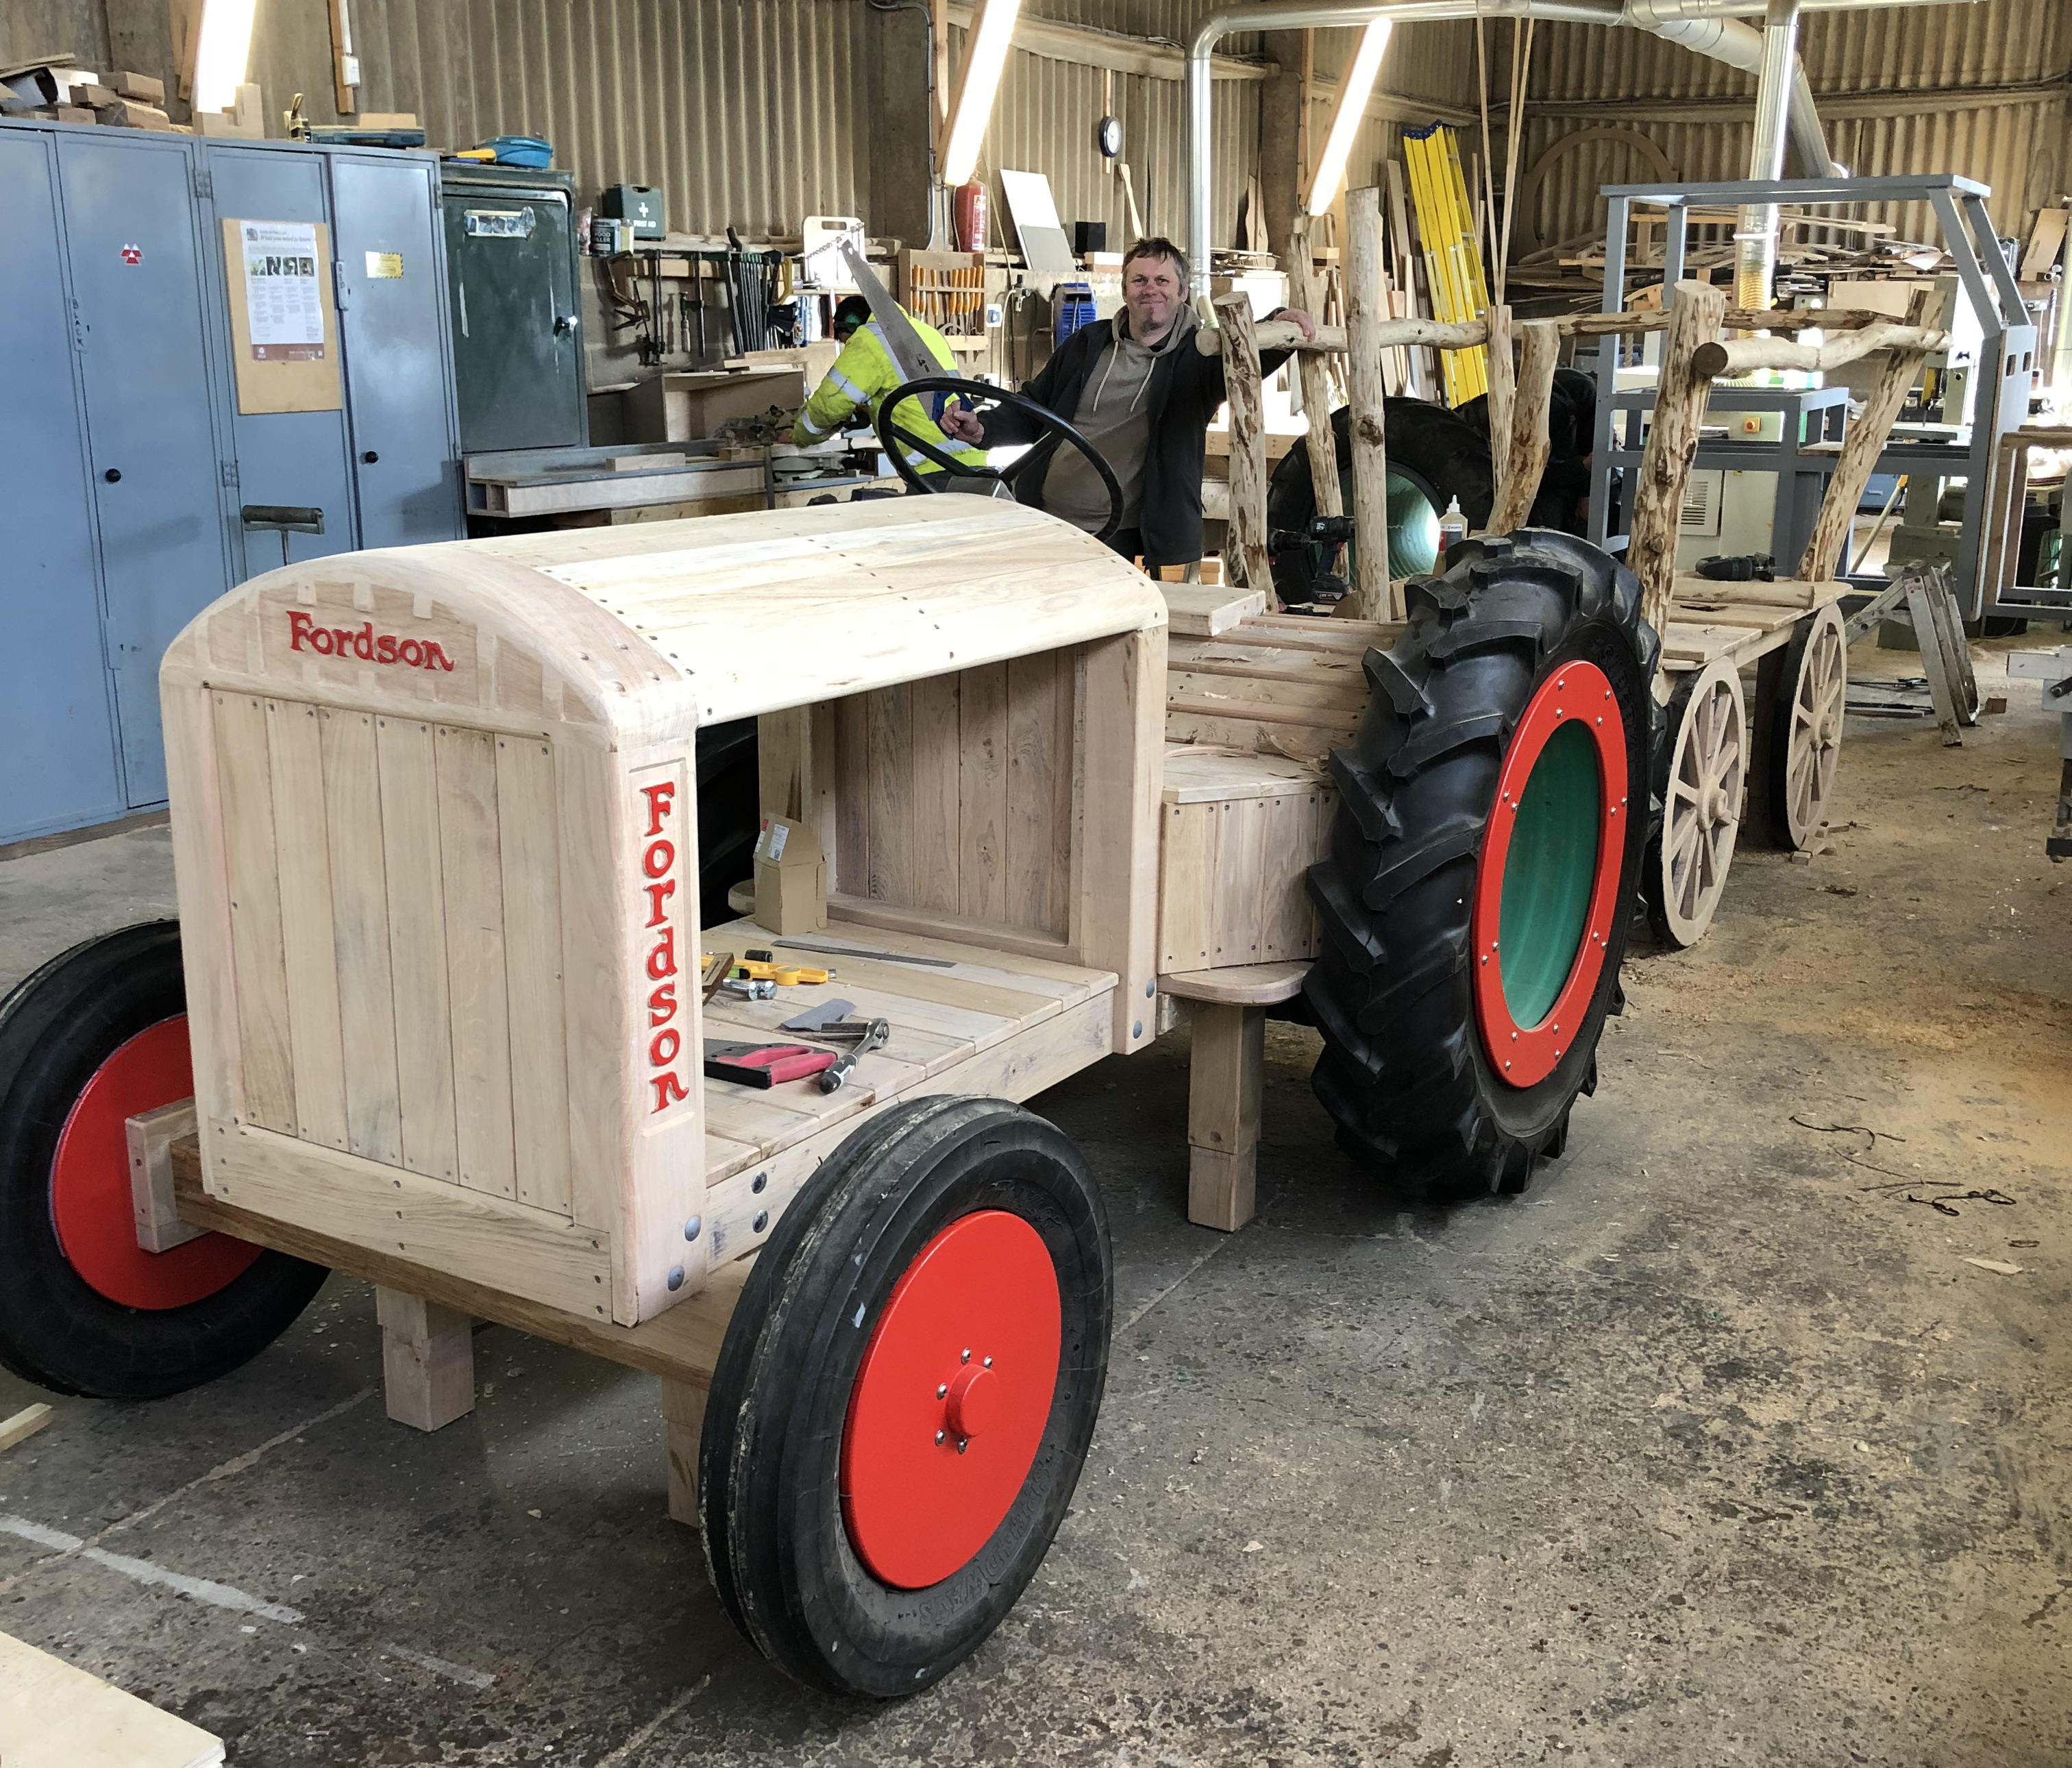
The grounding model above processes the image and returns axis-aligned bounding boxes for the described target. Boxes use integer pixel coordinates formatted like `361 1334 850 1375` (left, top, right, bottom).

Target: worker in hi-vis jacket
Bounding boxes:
792 295 988 480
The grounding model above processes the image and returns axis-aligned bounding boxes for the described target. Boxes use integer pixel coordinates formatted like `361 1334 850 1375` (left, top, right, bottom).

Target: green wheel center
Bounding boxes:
1338 469 1444 580
1496 720 1601 1029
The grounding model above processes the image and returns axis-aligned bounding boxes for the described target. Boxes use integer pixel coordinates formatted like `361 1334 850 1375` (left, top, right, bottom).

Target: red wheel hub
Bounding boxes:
841 1210 1061 1590
51 1016 260 1310
1470 661 1629 1089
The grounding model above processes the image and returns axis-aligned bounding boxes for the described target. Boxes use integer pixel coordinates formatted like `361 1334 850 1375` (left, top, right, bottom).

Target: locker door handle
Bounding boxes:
362 451 380 464
554 313 579 335
103 468 121 483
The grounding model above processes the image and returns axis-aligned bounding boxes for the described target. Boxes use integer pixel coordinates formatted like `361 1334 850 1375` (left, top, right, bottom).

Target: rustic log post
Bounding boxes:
1483 303 1514 524
1287 219 1344 532
1487 319 1560 535
1795 288 1936 582
1345 185 1394 619
1212 292 1272 597
1630 278 1727 637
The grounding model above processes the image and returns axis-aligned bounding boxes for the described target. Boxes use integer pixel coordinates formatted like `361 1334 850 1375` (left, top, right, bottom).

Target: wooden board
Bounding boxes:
1157 785 1332 972
0 1632 223 1768
1657 579 1849 674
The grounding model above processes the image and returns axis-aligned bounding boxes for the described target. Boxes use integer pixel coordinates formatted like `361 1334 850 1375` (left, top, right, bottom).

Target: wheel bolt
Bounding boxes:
957 1439 968 1455
983 1356 993 1368
937 1383 948 1399
961 1347 971 1363
935 1429 946 1444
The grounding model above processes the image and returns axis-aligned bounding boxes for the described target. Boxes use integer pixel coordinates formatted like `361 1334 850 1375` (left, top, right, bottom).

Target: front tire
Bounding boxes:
0 924 327 1399
1303 533 1657 1201
699 1096 1111 1697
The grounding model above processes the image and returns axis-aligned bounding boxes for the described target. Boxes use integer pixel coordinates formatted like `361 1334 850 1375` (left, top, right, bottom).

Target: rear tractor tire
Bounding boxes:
1303 532 1657 1201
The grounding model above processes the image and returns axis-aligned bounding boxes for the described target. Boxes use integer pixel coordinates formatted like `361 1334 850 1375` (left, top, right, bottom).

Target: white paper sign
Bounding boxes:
240 220 325 359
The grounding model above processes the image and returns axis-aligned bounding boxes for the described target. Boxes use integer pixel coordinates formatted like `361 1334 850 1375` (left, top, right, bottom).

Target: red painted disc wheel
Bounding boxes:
841 1209 1063 1591
1470 659 1629 1090
49 1016 260 1310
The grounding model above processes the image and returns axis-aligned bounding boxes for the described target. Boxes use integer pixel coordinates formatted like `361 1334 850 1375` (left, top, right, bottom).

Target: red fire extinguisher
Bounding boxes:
952 180 987 254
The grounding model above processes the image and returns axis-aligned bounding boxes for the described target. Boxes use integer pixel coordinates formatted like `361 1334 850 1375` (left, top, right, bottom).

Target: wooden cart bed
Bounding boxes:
1656 574 1847 674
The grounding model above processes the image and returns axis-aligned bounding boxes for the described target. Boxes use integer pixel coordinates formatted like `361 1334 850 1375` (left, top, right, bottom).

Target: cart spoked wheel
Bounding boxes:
1766 603 1847 850
1644 659 1747 948
699 1096 1111 1697
1304 532 1657 1201
0 924 327 1399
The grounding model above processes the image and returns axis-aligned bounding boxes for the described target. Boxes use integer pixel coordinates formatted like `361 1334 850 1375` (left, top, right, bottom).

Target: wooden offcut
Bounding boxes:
0 1632 223 1768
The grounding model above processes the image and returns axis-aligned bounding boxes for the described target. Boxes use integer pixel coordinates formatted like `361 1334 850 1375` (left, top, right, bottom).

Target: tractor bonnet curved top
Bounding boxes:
162 497 1165 740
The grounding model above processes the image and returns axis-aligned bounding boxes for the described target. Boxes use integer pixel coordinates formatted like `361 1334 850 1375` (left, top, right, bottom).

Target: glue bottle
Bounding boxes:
1439 495 1469 554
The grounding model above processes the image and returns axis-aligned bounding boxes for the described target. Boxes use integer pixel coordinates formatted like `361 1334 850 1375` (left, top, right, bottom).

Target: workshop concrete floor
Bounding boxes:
1 635 2068 1768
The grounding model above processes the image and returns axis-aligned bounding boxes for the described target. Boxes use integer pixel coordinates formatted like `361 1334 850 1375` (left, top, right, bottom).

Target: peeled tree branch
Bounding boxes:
1693 323 1947 378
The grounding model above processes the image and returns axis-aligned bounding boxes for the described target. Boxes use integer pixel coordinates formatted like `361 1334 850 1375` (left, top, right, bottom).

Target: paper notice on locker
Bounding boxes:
239 219 325 360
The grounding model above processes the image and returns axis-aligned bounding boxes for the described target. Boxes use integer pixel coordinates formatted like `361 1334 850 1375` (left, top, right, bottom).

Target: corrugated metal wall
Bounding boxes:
341 0 877 238
1514 0 2069 253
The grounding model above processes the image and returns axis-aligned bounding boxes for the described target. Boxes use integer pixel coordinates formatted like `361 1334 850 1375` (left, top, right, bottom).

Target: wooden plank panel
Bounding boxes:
1259 789 1322 960
1168 670 1368 712
436 724 518 1200
375 715 458 1183
909 673 961 915
865 682 913 903
212 692 296 1133
264 698 347 1149
833 691 870 898
319 709 403 1166
1210 797 1268 966
957 661 1009 924
1005 651 1072 935
1159 800 1216 972
162 683 245 1129
497 734 572 1217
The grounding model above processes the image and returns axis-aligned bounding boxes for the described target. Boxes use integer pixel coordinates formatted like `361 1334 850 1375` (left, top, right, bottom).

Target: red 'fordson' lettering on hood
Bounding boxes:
286 609 456 672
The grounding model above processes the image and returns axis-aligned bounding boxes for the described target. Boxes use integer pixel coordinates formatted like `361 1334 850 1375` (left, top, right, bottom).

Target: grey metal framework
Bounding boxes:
1584 175 2049 619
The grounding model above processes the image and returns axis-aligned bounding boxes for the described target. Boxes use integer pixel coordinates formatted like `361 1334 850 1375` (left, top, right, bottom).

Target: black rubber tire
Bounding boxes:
1302 531 1657 1201
698 1096 1111 1697
0 924 328 1399
1268 399 1588 604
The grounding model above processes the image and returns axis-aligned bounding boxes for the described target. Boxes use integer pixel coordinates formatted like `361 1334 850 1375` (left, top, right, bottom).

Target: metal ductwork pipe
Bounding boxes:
1623 0 1836 176
1736 0 1802 310
1185 0 1973 299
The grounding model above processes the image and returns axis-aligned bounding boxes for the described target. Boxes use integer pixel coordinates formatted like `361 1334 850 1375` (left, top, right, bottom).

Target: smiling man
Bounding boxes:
939 236 1314 569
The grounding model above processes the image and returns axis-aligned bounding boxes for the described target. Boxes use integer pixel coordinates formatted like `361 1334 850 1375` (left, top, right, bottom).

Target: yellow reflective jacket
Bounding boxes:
791 309 987 474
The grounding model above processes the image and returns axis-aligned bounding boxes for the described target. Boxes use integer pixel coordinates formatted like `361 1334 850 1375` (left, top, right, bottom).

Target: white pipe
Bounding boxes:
1624 0 1835 174
1185 0 1968 297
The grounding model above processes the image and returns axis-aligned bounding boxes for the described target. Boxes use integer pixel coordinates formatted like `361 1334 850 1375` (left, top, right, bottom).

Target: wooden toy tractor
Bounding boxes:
0 271 1940 1697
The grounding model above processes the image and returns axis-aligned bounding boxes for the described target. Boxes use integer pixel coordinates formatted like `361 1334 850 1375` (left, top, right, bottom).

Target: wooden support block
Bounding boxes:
1185 1000 1263 1233
127 1098 205 1253
662 1377 708 1525
375 1288 476 1432
0 1403 53 1453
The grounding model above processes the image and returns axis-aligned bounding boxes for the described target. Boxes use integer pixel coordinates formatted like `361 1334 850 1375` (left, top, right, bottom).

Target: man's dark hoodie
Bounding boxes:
983 304 1294 570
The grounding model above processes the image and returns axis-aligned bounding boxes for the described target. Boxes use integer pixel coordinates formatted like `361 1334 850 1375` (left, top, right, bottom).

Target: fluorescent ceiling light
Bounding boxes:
1307 19 1392 216
193 0 259 114
941 0 1023 188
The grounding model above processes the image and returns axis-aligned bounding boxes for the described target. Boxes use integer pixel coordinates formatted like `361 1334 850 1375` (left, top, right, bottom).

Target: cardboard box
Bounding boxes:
624 367 806 443
752 815 826 935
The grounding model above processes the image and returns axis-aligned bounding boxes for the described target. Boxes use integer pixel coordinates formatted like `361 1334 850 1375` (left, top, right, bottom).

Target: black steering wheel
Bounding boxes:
874 375 1125 544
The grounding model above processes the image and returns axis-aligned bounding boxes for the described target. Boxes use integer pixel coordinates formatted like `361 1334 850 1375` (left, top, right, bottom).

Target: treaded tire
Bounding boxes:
1303 532 1657 1201
0 923 328 1398
698 1096 1111 1697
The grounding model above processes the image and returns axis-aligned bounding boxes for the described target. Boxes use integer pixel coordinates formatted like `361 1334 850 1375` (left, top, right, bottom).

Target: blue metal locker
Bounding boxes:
199 141 360 578
329 151 465 548
0 128 125 842
56 129 233 813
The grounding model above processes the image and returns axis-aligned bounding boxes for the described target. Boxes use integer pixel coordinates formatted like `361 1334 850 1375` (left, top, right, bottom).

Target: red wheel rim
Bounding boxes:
841 1210 1061 1590
50 1016 261 1310
1470 661 1629 1089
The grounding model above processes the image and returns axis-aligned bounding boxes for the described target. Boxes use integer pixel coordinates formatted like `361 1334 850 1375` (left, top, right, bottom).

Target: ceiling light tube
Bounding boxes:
1307 19 1392 215
941 0 1024 188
